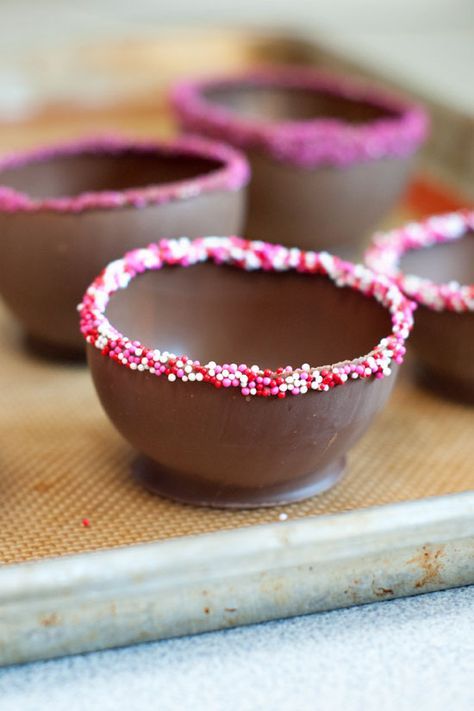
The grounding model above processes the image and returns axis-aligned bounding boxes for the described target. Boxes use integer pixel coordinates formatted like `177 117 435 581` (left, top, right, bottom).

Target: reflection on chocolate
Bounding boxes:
0 137 249 356
88 260 399 508
171 68 429 257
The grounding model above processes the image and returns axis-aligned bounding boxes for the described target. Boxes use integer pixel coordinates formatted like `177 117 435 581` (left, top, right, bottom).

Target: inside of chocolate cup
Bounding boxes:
0 150 223 200
203 84 397 125
106 262 392 370
400 231 474 285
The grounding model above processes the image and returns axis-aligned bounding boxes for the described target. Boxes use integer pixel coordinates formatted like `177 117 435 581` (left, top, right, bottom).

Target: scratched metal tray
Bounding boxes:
0 30 473 667
2 494 473 666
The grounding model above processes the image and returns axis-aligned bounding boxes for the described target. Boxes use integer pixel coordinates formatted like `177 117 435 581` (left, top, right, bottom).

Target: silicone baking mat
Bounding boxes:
1 298 473 566
0 35 472 566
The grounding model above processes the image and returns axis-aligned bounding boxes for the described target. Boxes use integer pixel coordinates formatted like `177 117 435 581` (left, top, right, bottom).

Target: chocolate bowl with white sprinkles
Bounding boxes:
80 236 415 508
365 210 474 405
171 66 429 258
0 135 249 358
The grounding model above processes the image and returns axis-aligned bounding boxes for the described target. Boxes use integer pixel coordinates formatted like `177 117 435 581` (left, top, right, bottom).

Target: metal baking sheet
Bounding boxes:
0 30 473 667
1 493 473 666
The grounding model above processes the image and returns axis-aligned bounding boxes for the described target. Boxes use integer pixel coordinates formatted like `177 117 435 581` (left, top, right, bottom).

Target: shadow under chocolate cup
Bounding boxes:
0 136 249 357
81 237 414 509
171 67 429 258
365 210 474 405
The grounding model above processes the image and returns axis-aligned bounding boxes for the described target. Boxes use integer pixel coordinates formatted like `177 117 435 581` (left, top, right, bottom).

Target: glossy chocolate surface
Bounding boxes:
88 262 397 507
0 145 247 354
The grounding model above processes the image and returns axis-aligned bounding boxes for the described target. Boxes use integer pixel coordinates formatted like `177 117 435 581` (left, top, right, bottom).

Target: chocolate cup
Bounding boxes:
245 149 413 258
171 69 428 257
365 214 474 405
400 237 474 404
86 261 399 508
412 307 474 404
0 138 249 356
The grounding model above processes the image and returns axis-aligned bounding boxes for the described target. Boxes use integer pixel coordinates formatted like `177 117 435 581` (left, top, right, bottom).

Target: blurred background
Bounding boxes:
0 0 472 196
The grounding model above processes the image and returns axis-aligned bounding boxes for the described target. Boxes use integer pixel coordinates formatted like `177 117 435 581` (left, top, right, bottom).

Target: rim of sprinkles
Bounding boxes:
0 135 250 214
80 237 415 399
170 67 429 168
365 210 474 313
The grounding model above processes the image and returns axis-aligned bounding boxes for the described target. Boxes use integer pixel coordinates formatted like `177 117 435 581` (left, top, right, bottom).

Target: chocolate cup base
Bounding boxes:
133 455 346 509
24 333 85 363
415 364 474 406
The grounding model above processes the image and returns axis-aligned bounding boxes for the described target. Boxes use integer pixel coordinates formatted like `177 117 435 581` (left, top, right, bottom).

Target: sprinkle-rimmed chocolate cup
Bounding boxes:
365 210 474 404
81 237 414 508
0 136 249 357
171 67 429 258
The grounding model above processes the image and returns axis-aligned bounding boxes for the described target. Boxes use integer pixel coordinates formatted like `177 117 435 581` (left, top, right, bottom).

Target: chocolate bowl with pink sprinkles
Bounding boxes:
365 210 474 405
80 236 415 508
0 135 249 358
171 66 429 258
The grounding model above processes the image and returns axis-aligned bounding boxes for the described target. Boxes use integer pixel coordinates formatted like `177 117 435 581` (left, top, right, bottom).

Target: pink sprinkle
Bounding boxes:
365 209 474 315
171 68 428 169
0 136 250 214
79 236 414 399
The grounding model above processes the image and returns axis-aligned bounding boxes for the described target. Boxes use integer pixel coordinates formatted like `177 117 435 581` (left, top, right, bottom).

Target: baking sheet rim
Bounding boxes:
1 490 473 666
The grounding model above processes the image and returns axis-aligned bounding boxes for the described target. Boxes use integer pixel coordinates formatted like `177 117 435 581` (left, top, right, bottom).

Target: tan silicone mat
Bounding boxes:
1 301 473 566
